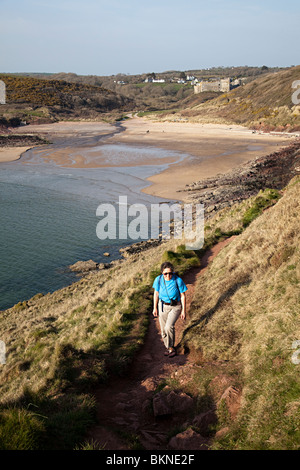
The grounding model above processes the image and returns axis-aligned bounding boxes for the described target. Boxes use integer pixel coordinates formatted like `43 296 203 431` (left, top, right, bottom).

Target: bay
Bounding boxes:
0 139 186 310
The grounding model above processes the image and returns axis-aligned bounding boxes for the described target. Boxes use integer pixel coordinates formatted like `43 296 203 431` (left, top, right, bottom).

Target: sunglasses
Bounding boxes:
163 272 173 276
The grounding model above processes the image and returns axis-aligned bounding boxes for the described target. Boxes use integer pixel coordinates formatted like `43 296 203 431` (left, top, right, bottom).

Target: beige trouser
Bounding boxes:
158 301 182 349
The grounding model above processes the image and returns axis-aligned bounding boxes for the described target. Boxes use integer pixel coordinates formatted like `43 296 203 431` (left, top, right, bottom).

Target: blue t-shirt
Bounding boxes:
152 274 187 303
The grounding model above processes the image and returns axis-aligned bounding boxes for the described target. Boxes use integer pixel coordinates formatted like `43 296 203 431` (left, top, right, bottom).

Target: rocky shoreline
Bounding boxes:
68 239 166 275
68 140 300 276
180 139 300 215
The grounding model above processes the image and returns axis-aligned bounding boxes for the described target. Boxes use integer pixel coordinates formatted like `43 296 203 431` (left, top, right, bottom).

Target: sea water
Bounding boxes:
0 142 186 310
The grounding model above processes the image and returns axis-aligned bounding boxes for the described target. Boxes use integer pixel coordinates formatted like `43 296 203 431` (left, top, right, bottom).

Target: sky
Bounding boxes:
0 0 300 76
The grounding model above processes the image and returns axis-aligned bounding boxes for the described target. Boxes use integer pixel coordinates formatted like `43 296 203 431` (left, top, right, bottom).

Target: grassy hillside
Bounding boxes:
0 137 299 449
181 176 300 449
14 66 281 118
1 66 294 127
155 66 300 131
28 66 282 90
0 176 299 449
0 234 199 449
0 74 135 124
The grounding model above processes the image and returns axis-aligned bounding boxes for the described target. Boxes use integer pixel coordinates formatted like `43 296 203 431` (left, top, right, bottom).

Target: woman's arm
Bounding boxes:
153 290 159 317
180 292 186 320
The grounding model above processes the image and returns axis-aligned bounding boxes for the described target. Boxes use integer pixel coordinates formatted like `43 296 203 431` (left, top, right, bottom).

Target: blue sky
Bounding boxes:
0 0 299 75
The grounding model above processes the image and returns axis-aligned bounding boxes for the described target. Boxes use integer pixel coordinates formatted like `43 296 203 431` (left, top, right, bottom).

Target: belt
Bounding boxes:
163 301 180 305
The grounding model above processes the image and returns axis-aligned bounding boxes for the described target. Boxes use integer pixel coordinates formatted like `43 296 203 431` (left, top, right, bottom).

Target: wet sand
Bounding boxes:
3 118 295 200
108 117 294 200
0 146 33 163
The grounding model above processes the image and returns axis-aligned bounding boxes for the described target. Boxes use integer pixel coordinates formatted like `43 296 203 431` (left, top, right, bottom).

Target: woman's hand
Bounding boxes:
180 292 186 320
153 291 159 317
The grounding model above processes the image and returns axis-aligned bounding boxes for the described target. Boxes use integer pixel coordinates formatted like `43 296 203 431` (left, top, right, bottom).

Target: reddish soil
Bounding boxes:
88 238 235 450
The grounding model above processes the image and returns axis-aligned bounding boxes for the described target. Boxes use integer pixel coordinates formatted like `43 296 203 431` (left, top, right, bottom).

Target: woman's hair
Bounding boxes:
160 262 174 273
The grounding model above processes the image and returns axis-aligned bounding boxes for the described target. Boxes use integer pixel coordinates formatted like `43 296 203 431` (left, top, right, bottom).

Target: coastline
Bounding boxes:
1 118 294 202
0 146 33 163
1 117 299 308
107 117 295 200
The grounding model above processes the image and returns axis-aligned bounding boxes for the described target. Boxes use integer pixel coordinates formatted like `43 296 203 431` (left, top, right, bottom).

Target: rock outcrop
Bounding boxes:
152 389 194 417
181 140 300 215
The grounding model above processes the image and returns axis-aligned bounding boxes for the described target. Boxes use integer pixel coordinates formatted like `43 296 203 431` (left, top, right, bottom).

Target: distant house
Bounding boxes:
194 77 232 94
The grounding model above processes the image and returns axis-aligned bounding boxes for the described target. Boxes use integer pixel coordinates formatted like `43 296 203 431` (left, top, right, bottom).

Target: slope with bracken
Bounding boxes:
0 74 135 124
180 175 300 450
159 65 300 132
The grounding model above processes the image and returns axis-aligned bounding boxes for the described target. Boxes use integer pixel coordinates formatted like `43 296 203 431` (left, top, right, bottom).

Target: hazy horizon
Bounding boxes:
1 0 300 77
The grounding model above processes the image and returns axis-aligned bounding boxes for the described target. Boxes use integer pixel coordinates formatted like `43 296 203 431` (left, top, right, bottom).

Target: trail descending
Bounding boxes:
88 238 235 450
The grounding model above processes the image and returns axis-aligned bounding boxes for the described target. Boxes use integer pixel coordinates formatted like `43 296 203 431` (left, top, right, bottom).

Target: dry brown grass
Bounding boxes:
156 66 300 130
0 238 186 404
181 176 300 449
1 177 299 449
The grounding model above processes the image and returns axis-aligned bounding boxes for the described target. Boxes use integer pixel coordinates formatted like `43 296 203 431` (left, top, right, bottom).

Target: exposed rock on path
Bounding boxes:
88 238 236 450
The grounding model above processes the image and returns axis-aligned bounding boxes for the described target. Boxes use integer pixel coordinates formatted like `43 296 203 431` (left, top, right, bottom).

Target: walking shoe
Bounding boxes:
168 348 176 358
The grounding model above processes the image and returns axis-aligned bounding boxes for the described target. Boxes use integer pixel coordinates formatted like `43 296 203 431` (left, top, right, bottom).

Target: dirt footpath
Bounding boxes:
88 238 235 450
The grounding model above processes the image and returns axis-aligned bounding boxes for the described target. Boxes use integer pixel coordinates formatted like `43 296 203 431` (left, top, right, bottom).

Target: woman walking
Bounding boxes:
152 262 187 357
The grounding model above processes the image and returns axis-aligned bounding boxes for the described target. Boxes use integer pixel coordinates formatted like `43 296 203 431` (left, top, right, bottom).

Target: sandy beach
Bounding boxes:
2 118 295 200
108 117 294 199
0 146 34 163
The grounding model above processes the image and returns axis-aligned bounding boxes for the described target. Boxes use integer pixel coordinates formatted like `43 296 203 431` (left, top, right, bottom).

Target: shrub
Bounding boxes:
161 245 200 276
242 189 281 227
0 408 46 450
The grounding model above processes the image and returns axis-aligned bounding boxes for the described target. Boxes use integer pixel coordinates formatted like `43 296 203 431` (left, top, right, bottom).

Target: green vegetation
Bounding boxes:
161 245 200 276
0 233 201 449
0 173 289 450
0 153 296 450
38 66 282 90
0 61 299 447
242 188 281 227
181 177 300 449
0 74 134 124
162 65 300 131
1 65 296 128
0 408 46 450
